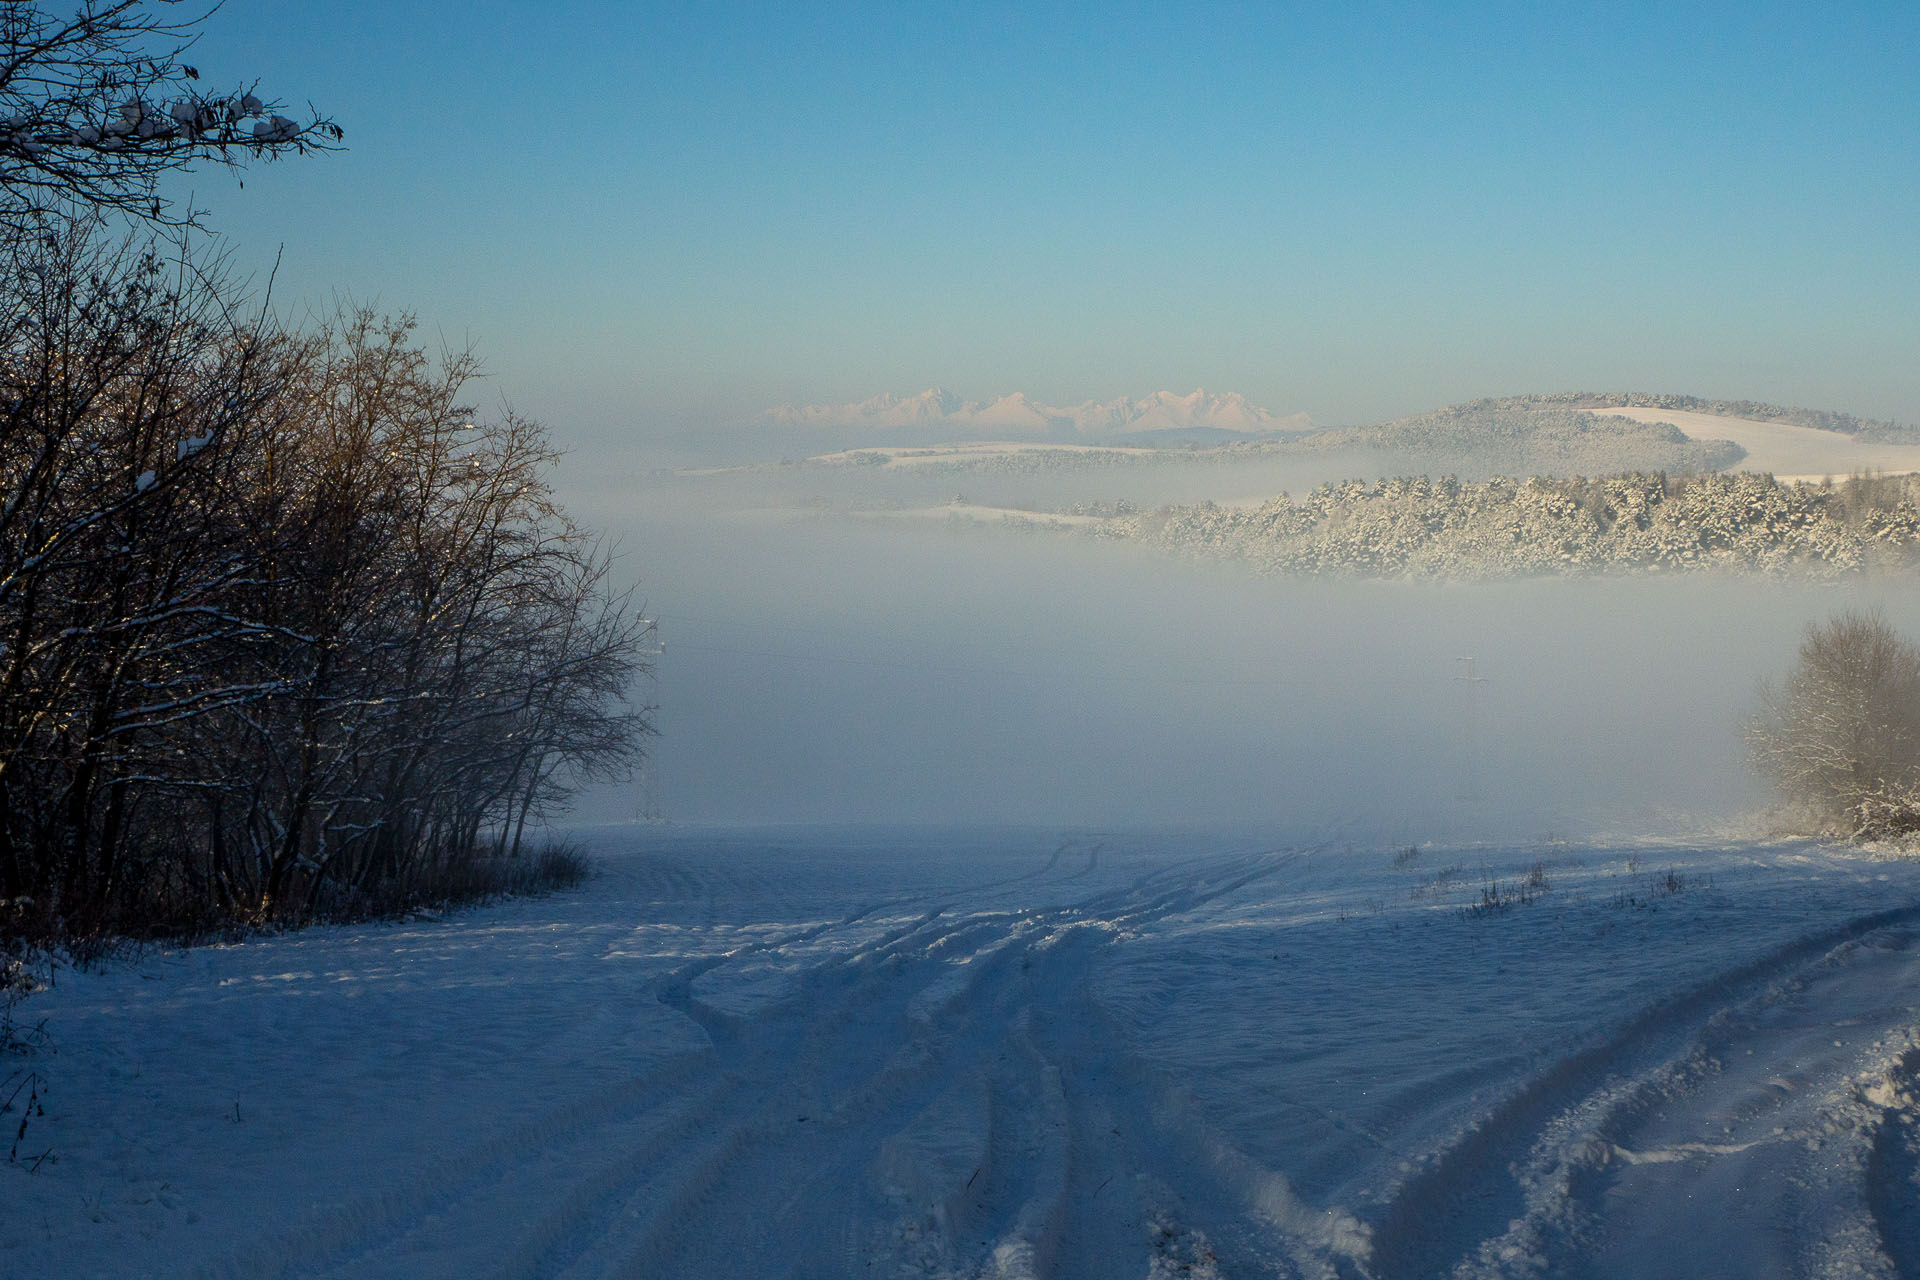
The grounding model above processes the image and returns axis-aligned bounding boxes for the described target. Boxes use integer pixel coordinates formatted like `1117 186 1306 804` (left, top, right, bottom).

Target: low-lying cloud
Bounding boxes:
566 461 1919 843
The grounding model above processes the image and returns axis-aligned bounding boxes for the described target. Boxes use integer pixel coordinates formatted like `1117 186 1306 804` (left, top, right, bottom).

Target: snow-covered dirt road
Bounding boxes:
11 826 1920 1278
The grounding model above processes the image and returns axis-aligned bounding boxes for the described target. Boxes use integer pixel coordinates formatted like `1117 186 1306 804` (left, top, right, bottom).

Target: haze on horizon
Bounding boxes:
137 0 1920 835
172 1 1920 461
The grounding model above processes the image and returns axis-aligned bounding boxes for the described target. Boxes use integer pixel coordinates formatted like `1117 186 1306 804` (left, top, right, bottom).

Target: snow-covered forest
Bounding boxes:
1088 471 1920 579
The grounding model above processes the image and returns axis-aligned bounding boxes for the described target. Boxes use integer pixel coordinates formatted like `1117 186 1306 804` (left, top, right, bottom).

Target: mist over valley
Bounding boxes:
568 388 1920 836
15 5 1920 1275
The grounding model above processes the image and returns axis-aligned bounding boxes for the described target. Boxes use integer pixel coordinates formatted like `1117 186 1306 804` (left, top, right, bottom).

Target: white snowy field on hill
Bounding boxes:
11 824 1920 1279
1591 406 1920 482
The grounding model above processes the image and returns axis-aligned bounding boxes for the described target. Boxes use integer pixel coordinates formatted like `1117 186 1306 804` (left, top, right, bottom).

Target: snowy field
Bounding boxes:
12 824 1920 1279
1591 407 1920 482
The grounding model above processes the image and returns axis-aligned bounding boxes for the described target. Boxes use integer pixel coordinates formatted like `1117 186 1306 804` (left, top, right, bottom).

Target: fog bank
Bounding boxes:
563 466 1915 843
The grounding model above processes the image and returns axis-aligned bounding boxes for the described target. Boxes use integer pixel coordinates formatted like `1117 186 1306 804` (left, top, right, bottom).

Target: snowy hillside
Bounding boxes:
12 825 1920 1278
1274 401 1746 477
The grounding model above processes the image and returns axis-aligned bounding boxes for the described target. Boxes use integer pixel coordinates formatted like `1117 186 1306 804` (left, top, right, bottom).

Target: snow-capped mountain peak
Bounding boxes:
758 388 1311 441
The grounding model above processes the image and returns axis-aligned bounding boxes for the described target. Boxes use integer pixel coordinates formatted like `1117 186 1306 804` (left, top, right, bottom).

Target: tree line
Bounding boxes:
0 4 650 938
0 228 647 936
1084 471 1920 579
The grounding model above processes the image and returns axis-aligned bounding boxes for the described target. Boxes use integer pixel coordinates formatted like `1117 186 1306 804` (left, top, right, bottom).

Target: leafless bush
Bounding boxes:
1 937 51 1170
1748 610 1920 841
0 944 41 1054
1461 865 1550 918
1613 866 1707 910
1409 862 1465 902
310 841 593 921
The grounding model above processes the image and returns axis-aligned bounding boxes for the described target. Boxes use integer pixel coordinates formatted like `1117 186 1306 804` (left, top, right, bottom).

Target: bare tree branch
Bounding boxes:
0 1 339 233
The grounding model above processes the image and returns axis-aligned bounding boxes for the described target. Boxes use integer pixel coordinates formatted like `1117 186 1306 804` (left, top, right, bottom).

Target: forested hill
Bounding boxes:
802 400 1745 482
1512 392 1920 443
1266 401 1745 476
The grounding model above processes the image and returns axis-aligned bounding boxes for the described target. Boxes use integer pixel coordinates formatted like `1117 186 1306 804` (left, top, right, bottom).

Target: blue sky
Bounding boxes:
178 2 1920 448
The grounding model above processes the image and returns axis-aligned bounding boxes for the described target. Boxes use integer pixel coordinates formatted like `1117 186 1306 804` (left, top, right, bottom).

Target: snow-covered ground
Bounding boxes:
1592 407 1920 481
11 824 1920 1279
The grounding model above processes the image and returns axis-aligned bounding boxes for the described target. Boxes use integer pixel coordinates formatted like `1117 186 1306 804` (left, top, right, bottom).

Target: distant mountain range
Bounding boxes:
759 388 1313 443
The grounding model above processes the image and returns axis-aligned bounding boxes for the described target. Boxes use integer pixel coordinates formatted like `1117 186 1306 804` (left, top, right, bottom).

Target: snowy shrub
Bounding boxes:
0 946 38 1052
0 938 50 1169
1748 611 1920 841
327 841 593 920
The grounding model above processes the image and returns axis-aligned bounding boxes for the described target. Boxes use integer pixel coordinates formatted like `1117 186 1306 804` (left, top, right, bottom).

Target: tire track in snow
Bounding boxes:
545 846 1307 1277
488 910 1037 1278
201 894 973 1277
611 937 1055 1276
1362 901 1920 1280
198 840 1314 1280
193 1047 723 1280
1023 927 1363 1280
1541 932 1920 1280
1867 1042 1920 1280
914 848 1339 1278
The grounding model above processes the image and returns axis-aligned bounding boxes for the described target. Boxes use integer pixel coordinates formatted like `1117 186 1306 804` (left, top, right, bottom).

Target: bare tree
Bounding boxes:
0 258 649 930
0 0 339 233
167 308 650 920
0 220 288 921
1748 610 1920 840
